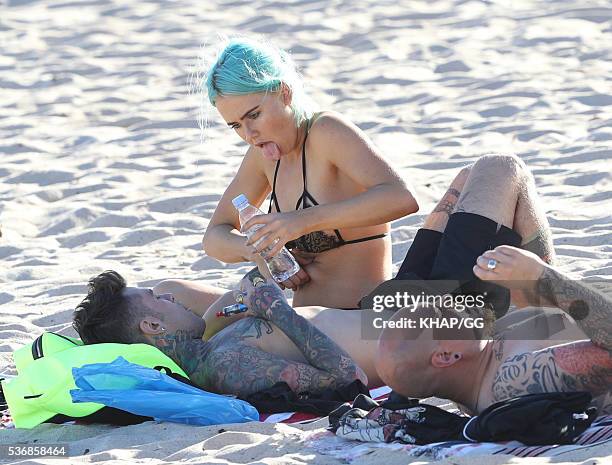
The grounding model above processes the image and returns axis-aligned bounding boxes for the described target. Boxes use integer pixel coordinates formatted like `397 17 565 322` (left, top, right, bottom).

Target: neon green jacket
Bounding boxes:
1 332 188 429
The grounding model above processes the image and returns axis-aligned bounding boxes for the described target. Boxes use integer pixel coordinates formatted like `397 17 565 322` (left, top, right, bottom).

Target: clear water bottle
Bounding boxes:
232 194 300 283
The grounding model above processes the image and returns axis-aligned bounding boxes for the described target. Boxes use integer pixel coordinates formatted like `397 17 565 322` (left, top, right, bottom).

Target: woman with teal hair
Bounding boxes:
201 37 418 309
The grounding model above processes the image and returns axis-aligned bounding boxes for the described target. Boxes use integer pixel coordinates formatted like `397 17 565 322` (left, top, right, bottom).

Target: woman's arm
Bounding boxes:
202 146 271 263
245 112 419 256
302 112 419 229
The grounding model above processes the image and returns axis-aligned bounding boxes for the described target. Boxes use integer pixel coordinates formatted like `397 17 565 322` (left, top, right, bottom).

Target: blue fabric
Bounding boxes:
70 357 259 426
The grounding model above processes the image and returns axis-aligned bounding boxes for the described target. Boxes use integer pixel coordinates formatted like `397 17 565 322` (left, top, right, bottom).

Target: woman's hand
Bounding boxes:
243 211 305 258
473 245 546 289
244 237 311 291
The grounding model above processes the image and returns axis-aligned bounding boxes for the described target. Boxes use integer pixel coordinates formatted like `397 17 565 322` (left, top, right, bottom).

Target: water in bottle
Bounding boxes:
232 194 300 282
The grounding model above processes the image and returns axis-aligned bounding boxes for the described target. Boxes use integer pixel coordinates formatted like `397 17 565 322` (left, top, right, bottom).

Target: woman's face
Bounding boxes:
215 90 296 161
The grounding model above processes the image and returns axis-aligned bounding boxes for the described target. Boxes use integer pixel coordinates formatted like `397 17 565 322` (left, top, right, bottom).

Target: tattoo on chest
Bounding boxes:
492 342 612 403
492 351 562 401
493 335 505 362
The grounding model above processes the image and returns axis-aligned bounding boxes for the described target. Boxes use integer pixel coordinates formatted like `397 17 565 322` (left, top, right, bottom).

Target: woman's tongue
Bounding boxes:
261 142 281 160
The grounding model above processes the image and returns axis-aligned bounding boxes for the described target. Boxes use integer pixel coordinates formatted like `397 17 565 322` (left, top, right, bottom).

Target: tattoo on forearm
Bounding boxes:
245 266 266 283
535 266 612 351
248 285 286 319
238 318 274 340
247 285 365 388
433 187 461 217
204 343 339 398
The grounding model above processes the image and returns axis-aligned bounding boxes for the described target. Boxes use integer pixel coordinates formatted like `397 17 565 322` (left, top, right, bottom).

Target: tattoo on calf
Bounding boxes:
522 229 555 264
433 187 462 217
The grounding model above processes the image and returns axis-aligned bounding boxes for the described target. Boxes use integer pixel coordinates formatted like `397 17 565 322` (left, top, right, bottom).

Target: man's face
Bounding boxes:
123 287 206 339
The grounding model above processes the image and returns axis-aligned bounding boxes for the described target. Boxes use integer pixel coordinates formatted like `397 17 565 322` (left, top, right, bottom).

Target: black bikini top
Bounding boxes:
267 119 387 254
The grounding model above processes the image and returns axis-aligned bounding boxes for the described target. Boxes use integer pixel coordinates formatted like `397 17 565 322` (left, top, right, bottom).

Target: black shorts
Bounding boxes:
363 212 522 317
396 212 522 281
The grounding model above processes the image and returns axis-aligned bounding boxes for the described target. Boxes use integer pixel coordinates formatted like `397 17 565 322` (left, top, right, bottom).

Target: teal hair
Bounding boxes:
205 38 314 126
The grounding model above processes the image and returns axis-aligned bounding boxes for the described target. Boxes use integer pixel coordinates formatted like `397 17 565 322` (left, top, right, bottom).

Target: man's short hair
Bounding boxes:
72 270 143 344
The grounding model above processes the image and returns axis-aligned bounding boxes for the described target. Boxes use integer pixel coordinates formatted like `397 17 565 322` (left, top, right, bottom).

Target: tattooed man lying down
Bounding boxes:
377 245 612 415
72 154 568 399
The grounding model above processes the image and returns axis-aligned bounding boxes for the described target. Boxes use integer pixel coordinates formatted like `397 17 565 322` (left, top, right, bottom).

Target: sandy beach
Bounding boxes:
1 0 611 463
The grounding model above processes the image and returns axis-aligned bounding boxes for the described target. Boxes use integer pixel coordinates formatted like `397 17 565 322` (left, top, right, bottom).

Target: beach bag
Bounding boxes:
70 356 259 425
1 332 193 428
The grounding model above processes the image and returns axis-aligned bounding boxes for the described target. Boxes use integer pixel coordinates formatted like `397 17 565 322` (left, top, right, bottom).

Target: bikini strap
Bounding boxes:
341 233 388 245
268 160 282 213
298 117 352 246
296 119 317 210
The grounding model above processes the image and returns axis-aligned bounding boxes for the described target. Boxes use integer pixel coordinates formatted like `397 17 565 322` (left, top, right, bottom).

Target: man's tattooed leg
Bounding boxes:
513 168 556 264
521 229 555 265
423 166 471 233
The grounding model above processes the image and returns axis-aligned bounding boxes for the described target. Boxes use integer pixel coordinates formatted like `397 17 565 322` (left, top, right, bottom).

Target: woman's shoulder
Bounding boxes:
310 110 354 132
308 111 369 158
308 111 361 147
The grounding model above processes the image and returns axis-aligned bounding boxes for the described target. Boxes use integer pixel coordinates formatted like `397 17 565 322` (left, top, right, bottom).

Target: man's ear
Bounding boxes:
430 348 462 368
139 317 165 335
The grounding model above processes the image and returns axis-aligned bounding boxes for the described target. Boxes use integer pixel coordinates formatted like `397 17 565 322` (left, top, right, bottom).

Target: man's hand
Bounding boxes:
474 245 546 288
238 268 288 319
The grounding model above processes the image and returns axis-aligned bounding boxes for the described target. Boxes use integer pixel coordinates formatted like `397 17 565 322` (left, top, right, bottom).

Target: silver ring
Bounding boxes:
235 292 245 304
487 258 497 270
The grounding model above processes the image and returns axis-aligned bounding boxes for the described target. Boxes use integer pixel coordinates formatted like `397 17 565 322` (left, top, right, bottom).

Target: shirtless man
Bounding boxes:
376 245 611 415
73 154 555 398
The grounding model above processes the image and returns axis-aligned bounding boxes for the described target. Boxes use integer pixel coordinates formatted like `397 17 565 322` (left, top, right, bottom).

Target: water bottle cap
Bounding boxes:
232 194 249 210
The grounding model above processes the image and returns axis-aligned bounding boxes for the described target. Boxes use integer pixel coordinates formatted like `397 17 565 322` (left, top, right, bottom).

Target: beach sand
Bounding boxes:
1 0 610 463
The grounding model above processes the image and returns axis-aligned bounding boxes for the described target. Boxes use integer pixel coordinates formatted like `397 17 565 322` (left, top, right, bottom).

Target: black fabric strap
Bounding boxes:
341 233 388 245
268 160 282 214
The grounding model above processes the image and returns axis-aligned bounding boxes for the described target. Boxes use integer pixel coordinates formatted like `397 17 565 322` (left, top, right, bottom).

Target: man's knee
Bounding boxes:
472 154 528 179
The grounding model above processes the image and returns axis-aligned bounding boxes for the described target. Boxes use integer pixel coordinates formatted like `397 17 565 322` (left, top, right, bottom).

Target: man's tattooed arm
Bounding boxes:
145 319 354 398
203 343 353 398
247 284 367 389
535 266 611 351
492 341 612 411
